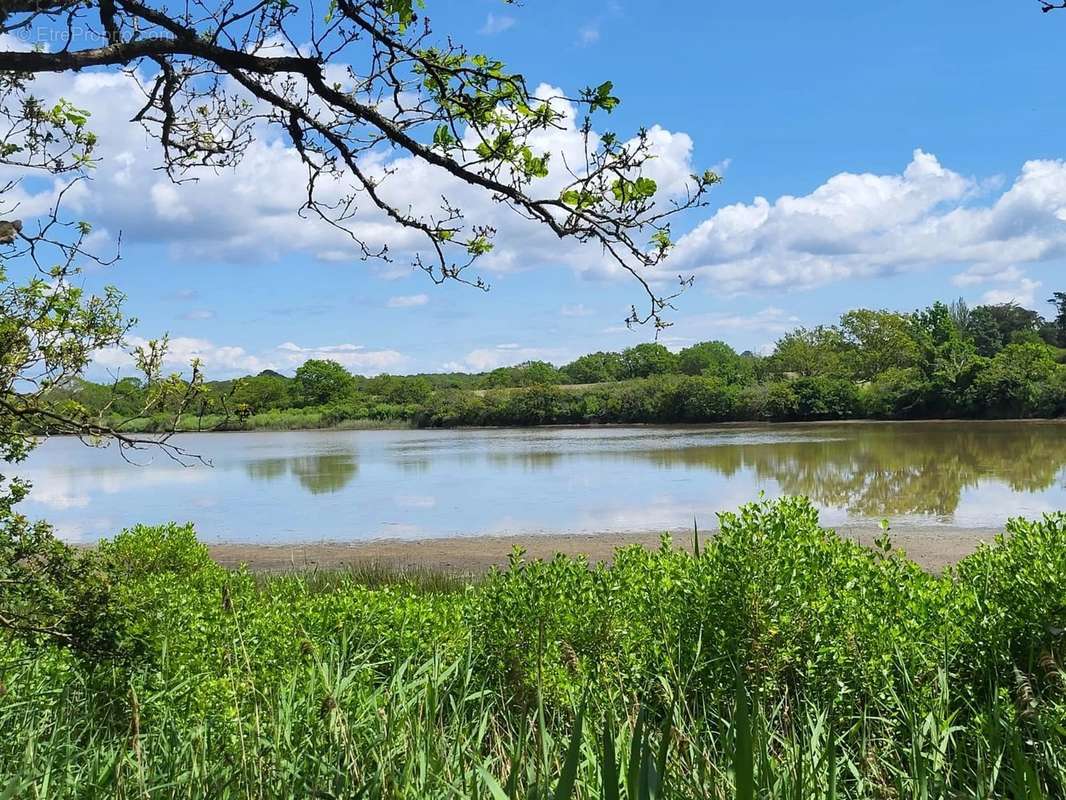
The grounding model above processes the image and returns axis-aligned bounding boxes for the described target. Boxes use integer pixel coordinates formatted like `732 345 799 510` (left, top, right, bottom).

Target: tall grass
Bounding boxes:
4 648 1060 798
2 497 1064 798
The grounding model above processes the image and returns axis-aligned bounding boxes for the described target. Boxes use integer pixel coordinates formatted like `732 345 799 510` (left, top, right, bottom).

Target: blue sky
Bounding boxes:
12 0 1066 377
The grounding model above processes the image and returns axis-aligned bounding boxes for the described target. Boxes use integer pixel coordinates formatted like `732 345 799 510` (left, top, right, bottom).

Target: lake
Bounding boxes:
13 420 1066 543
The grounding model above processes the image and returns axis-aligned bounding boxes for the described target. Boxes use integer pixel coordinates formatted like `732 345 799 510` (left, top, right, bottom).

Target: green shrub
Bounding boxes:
4 499 1066 797
792 376 860 420
99 522 213 579
762 380 800 419
861 366 929 418
674 375 736 421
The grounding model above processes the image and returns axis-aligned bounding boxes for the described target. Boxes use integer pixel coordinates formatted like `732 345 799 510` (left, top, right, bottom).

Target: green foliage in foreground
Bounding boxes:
2 498 1066 798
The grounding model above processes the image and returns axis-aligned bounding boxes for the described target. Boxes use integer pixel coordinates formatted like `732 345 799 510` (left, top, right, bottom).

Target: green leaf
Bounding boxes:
520 147 550 179
611 176 657 204
651 708 671 800
593 81 620 112
384 0 420 30
552 700 585 800
602 713 620 800
650 229 672 252
432 124 456 149
826 723 837 800
467 235 494 256
477 766 512 800
700 169 723 186
734 670 754 800
0 777 30 800
627 707 646 797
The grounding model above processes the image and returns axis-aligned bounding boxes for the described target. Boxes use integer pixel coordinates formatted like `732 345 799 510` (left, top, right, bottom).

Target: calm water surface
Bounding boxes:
14 421 1066 543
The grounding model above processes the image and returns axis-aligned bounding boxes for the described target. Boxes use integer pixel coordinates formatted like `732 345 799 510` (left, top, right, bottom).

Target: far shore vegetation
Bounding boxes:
59 294 1066 433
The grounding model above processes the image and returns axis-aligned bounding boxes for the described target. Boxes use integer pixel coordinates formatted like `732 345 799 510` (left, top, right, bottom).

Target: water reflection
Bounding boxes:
487 450 565 470
245 451 359 495
632 422 1066 517
14 422 1066 543
237 423 1066 517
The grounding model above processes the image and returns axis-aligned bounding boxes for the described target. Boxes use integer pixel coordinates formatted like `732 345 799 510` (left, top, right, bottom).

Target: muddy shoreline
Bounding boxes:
207 524 1000 575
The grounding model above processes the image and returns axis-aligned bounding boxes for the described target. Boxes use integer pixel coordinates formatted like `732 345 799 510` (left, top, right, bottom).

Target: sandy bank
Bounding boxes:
208 524 1001 575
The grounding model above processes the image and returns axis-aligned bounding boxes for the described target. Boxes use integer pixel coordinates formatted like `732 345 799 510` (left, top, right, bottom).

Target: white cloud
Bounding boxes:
92 336 268 374
680 307 803 336
668 150 1066 296
560 303 594 317
180 309 216 320
577 24 601 45
273 342 407 372
150 182 193 222
443 344 568 372
949 264 1043 306
981 278 1042 307
480 13 516 34
93 338 406 377
952 264 1025 287
386 293 429 308
3 70 697 291
13 63 1065 312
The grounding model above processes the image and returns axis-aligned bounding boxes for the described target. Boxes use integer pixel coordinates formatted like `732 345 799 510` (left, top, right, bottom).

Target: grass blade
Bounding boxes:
553 700 586 800
602 712 620 800
628 706 647 798
478 765 513 800
734 669 754 800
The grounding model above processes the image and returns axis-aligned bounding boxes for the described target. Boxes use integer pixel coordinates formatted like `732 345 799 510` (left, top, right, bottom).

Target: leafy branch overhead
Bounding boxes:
0 0 721 329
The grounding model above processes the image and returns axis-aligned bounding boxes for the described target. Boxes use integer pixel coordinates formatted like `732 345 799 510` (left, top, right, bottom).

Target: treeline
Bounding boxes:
68 293 1066 429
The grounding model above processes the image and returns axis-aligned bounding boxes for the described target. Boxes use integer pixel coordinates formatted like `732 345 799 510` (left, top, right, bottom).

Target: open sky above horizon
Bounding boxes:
9 0 1066 378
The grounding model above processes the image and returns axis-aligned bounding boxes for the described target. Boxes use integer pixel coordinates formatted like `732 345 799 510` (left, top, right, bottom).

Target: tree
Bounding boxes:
1 242 206 652
792 377 859 420
619 343 680 379
769 327 846 378
293 360 354 406
912 302 958 350
838 309 920 382
949 297 971 334
963 308 1005 357
481 361 563 389
909 302 984 414
1049 292 1066 346
232 373 291 413
561 352 624 384
366 374 433 403
675 375 735 422
677 340 752 384
502 385 568 426
862 368 928 419
963 303 1043 357
968 343 1057 417
0 0 721 329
